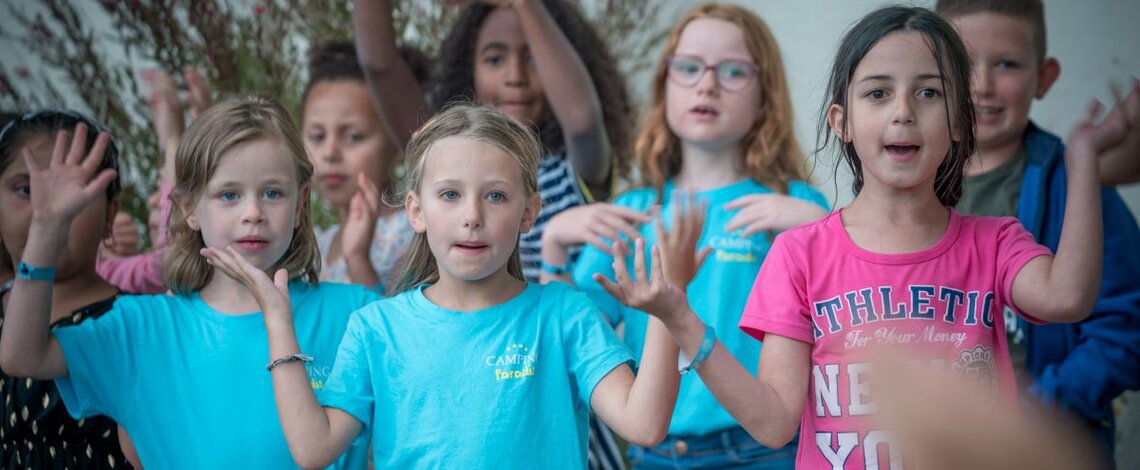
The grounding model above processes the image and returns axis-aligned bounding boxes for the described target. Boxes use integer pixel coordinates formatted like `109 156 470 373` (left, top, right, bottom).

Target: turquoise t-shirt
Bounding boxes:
53 282 379 469
573 178 829 436
319 282 633 468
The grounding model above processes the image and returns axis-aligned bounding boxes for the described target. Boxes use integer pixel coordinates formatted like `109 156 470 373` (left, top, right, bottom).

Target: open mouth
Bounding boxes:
690 105 719 118
885 144 920 159
976 106 1002 116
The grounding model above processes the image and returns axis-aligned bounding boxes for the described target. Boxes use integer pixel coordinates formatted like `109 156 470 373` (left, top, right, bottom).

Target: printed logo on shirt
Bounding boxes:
951 346 997 393
485 343 537 381
307 363 332 390
707 234 764 264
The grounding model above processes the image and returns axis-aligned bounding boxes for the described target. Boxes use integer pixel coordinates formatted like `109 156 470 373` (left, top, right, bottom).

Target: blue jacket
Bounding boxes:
1017 122 1140 454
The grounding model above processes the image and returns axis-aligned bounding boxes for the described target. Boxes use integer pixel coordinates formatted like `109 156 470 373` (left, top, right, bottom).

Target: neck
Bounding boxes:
424 268 526 312
673 140 748 191
844 182 946 226
198 270 266 315
967 136 1023 177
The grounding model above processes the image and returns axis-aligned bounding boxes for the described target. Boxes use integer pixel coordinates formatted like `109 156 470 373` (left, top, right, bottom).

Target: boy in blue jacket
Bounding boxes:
937 0 1140 462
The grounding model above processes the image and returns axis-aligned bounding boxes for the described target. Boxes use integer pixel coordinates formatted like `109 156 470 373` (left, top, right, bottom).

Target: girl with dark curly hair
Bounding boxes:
353 0 637 284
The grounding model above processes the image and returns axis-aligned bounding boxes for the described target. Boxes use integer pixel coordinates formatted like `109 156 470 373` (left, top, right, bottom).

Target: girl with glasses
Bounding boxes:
557 3 830 468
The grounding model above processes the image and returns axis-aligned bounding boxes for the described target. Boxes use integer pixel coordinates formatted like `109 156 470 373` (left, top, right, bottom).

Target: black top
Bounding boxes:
1 289 133 469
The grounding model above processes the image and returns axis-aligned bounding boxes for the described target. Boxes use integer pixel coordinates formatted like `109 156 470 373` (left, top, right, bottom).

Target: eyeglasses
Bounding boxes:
666 55 758 92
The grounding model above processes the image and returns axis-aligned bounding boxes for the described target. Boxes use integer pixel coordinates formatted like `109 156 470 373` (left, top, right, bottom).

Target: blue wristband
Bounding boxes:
16 262 56 282
679 323 716 374
540 259 572 276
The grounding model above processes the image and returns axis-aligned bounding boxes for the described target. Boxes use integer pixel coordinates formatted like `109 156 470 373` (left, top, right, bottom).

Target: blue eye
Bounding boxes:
263 189 282 200
866 89 887 100
440 190 459 201
486 191 506 202
14 183 30 198
918 88 942 99
219 191 238 202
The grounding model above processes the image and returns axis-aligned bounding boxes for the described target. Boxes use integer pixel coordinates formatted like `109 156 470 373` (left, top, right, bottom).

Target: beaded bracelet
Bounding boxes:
678 324 717 375
266 353 314 371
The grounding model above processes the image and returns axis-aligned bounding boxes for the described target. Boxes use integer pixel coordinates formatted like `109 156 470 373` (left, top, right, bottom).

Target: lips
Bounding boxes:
690 104 720 120
885 143 920 161
454 241 489 256
319 174 348 188
235 236 269 251
975 105 1003 124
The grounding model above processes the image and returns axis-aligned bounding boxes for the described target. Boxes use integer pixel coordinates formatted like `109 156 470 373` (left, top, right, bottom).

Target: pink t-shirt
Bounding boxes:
739 209 1051 469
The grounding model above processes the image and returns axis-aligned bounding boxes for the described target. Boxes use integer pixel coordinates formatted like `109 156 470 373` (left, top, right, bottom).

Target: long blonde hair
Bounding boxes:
164 95 320 295
387 105 541 296
634 3 808 197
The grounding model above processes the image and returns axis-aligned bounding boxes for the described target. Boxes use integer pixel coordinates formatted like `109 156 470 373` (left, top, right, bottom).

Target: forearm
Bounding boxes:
0 221 68 378
1047 155 1103 320
265 316 350 468
610 318 679 446
664 312 801 447
512 0 610 184
352 0 427 147
539 236 573 284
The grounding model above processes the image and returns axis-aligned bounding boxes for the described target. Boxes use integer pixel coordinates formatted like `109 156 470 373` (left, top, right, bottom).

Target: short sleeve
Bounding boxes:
560 288 634 409
995 217 1053 322
53 300 139 421
318 311 376 429
787 181 832 212
738 234 815 344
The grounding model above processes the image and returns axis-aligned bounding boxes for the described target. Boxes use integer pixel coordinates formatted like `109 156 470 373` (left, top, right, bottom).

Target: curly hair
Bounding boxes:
430 0 633 183
302 40 431 107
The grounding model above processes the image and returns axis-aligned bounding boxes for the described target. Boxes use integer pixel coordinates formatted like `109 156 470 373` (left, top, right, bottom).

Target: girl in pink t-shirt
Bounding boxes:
627 5 1127 469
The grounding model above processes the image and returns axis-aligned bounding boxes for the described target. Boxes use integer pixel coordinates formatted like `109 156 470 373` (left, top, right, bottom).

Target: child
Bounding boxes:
353 0 634 283
302 41 428 289
935 1 1140 458
204 105 681 469
0 109 133 469
0 96 379 469
627 5 1126 468
557 4 828 467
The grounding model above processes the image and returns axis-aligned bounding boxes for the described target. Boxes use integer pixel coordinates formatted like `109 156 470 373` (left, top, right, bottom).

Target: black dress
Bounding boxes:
1 285 132 469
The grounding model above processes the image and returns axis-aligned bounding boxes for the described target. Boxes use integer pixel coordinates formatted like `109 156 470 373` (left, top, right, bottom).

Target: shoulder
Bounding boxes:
778 211 836 245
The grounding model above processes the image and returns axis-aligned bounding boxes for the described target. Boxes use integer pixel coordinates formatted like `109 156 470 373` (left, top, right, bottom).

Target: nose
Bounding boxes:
315 136 341 163
695 67 719 97
891 95 915 125
972 63 994 97
241 198 267 225
504 54 528 88
462 198 483 229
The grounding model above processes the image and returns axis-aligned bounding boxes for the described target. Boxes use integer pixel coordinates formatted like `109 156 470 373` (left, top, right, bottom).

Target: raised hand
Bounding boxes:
1069 96 1128 158
594 238 688 325
341 173 382 264
184 66 213 119
141 69 185 152
724 193 827 236
1097 78 1140 185
25 124 117 225
200 245 293 321
655 191 711 289
102 212 142 258
543 203 652 253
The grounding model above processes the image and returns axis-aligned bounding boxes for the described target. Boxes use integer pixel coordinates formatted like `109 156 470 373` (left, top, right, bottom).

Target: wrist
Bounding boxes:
540 238 571 264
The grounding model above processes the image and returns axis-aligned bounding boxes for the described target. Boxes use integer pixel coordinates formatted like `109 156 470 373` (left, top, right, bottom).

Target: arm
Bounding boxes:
352 0 430 149
202 248 362 469
506 0 611 188
0 126 116 379
1011 100 1124 322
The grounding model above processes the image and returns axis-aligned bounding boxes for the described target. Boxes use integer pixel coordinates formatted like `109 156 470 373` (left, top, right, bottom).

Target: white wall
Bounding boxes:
636 0 1140 217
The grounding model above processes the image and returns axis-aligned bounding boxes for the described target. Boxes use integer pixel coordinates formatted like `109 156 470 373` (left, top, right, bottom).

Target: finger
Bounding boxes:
649 244 667 286
1083 99 1104 126
51 129 70 166
349 191 365 220
273 269 290 295
610 241 631 286
654 215 667 246
585 235 611 253
66 124 88 165
594 273 625 301
82 169 118 199
599 212 640 241
695 247 713 271
632 238 648 286
81 132 111 172
22 149 44 174
357 173 381 214
724 208 755 233
724 194 769 210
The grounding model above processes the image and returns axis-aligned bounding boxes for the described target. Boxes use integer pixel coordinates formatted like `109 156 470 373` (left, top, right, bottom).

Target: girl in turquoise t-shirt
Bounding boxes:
206 105 687 469
549 4 828 468
0 96 378 469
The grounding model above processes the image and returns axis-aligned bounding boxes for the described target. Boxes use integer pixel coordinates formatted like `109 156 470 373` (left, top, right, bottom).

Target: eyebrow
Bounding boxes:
858 73 944 83
479 43 509 54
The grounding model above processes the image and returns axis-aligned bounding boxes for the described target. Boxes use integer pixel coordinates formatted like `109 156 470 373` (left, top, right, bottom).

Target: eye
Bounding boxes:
995 59 1020 70
865 89 888 100
720 61 750 79
14 183 30 198
918 88 943 99
440 190 460 201
219 191 239 202
486 191 506 202
670 58 702 76
263 189 283 200
482 55 504 67
345 132 364 143
306 132 325 145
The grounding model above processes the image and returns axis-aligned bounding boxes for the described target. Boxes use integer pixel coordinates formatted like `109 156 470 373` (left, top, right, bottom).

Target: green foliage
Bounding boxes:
0 0 668 230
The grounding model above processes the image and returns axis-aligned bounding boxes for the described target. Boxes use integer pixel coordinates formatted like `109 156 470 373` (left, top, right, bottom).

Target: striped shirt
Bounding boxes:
520 153 591 282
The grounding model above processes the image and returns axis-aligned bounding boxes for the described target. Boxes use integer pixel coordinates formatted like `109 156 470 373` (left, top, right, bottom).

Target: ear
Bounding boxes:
294 183 310 229
827 103 851 143
176 194 200 231
518 193 542 234
1034 57 1060 99
405 192 427 234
